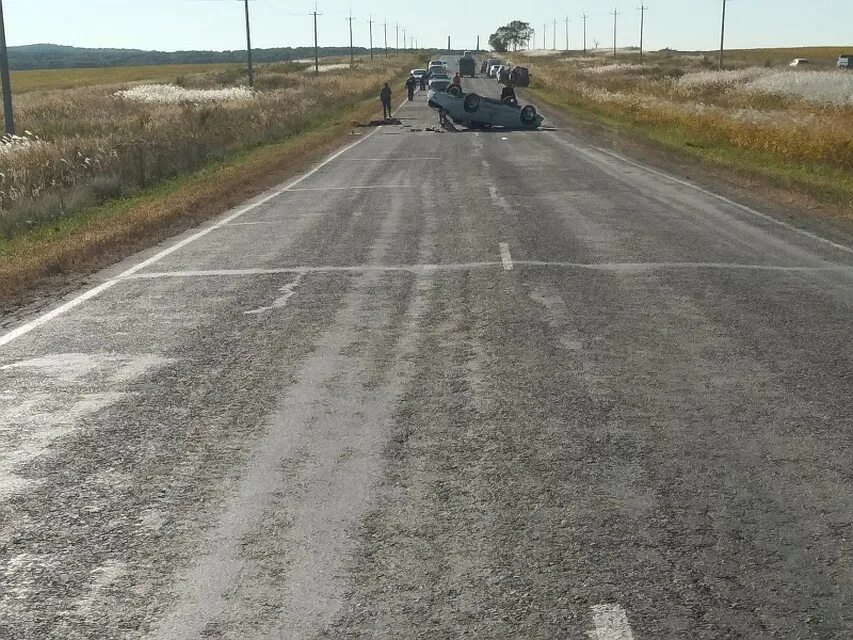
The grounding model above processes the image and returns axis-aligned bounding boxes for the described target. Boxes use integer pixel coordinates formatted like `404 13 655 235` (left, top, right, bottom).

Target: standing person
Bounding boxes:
380 82 392 119
419 74 427 91
405 74 416 101
452 72 461 87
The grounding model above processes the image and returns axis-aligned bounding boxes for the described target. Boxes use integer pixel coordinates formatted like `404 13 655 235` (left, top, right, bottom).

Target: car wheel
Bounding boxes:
446 84 463 97
520 105 537 124
463 93 481 113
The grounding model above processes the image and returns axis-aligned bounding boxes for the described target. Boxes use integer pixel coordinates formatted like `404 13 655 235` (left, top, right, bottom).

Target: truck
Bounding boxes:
458 53 476 77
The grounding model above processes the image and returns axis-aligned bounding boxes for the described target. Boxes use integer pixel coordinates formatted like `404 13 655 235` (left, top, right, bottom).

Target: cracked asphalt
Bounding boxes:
0 67 851 640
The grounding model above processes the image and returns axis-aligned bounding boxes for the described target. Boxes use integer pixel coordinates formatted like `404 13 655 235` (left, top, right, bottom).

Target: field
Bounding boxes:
9 63 245 93
0 57 417 244
517 48 853 214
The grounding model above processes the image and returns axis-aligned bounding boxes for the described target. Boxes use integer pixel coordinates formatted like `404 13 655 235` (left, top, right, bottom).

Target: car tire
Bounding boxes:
463 93 481 113
520 105 537 124
447 84 463 97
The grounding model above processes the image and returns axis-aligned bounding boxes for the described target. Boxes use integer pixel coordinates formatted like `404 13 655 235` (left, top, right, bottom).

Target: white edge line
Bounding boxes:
590 145 853 256
0 97 411 349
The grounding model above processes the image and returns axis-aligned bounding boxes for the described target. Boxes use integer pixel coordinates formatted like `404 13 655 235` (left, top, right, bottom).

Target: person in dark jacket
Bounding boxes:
419 74 427 91
380 83 392 118
405 74 416 100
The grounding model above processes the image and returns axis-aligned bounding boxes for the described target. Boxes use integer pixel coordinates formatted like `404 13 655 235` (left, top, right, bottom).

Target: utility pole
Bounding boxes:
582 14 589 54
638 5 648 63
543 23 547 49
403 27 407 52
346 12 355 67
553 19 557 50
395 23 399 53
0 0 14 135
383 21 388 58
719 0 729 69
611 7 621 57
311 8 321 74
448 36 451 53
243 0 254 88
565 16 570 51
368 15 374 61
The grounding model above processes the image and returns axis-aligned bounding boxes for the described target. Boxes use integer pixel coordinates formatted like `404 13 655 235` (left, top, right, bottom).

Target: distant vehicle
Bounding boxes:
430 73 451 82
838 54 853 69
427 64 445 77
509 66 530 87
428 60 444 68
485 59 504 77
429 78 452 92
789 58 810 67
411 68 428 80
458 53 476 77
428 86 544 129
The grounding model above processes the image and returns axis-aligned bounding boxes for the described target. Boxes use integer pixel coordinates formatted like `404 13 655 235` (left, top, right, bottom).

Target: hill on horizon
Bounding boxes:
8 43 381 70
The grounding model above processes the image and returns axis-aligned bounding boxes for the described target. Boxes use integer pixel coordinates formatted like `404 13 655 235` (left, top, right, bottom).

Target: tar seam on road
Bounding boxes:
0 97 411 350
117 261 853 280
590 604 635 640
499 243 514 271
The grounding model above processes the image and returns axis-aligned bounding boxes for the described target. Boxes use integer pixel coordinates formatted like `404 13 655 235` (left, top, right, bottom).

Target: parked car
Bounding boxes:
430 73 450 82
838 54 853 69
509 66 530 87
411 68 428 80
485 59 504 77
429 78 452 92
427 64 444 78
789 58 810 67
427 87 543 129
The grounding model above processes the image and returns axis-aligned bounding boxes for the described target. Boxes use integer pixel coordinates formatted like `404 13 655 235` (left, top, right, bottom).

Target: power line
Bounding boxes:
346 12 355 67
0 0 15 135
243 0 253 88
719 0 730 69
368 15 374 61
611 7 621 57
310 7 322 74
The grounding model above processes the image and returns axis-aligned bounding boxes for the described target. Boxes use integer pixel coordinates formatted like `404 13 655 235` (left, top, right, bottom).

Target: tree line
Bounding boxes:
488 21 534 53
7 44 377 71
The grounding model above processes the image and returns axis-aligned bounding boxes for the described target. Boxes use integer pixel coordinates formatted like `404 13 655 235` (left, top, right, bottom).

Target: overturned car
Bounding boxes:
427 85 543 129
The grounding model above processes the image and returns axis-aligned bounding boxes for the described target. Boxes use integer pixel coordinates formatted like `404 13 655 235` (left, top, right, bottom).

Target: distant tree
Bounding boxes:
489 21 534 53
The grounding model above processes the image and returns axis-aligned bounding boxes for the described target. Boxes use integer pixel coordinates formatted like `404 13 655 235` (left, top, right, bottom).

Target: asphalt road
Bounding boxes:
1 65 851 640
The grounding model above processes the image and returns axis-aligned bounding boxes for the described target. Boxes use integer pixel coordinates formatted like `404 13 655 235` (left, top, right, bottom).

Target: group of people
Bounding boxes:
380 71 463 118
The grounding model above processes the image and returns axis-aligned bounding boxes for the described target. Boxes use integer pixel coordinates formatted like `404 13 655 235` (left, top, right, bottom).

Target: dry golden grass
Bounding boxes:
10 63 244 93
518 51 853 198
0 56 418 242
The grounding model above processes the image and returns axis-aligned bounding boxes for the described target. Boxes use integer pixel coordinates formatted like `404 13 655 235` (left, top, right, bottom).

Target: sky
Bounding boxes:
4 0 852 53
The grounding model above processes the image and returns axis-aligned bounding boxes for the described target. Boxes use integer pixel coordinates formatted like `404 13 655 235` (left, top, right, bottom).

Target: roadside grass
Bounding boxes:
0 56 420 305
9 63 244 93
517 51 853 218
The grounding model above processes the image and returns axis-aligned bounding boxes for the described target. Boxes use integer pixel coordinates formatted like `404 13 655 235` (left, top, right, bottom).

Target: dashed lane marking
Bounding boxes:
589 604 635 640
499 243 514 271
